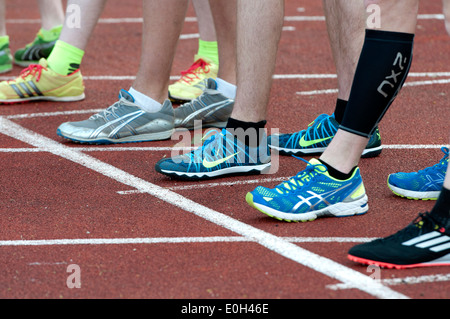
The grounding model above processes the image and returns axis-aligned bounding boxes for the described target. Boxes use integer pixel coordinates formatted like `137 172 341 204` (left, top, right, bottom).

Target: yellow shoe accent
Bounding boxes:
168 55 218 103
0 58 85 104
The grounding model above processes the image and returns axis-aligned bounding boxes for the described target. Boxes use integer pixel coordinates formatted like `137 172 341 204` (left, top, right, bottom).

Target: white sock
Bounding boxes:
214 78 237 99
128 87 162 113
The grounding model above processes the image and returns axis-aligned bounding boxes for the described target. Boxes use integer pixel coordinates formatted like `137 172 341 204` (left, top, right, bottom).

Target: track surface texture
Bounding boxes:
1 0 450 303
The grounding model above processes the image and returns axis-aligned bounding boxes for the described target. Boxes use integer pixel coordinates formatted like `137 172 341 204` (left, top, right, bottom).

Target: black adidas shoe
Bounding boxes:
348 212 450 269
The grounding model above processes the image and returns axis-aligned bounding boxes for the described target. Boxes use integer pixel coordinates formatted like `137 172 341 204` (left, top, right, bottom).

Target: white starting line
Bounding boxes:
0 117 409 299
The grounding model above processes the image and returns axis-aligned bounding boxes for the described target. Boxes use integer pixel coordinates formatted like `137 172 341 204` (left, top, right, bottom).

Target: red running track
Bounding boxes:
0 0 449 303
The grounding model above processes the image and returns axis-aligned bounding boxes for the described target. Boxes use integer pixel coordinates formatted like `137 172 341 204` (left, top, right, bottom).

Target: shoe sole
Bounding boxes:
57 128 174 145
347 254 450 269
156 163 272 180
269 145 382 158
0 93 85 105
387 182 440 200
246 192 368 222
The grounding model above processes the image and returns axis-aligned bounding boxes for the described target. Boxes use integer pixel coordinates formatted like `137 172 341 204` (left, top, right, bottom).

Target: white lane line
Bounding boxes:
327 273 450 290
0 144 447 154
297 78 450 96
0 117 408 299
0 236 375 247
1 72 450 83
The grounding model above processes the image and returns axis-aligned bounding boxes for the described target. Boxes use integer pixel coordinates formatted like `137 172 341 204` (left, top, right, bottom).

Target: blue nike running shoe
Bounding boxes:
155 128 271 180
268 114 382 158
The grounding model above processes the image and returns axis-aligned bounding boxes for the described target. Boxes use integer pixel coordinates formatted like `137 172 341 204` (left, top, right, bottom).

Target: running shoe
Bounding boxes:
169 55 218 103
14 26 62 67
174 78 234 129
57 89 174 144
155 128 271 180
0 42 12 74
0 58 85 104
246 157 368 222
268 114 382 158
388 147 449 200
348 212 450 269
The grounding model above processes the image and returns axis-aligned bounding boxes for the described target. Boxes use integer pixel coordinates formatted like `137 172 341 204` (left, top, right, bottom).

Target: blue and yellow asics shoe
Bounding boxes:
246 158 368 222
268 114 382 158
387 147 449 200
155 128 271 180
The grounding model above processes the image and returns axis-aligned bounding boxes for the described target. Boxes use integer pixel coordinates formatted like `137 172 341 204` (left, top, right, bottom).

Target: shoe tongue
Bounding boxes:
39 58 48 68
309 158 322 166
118 89 135 103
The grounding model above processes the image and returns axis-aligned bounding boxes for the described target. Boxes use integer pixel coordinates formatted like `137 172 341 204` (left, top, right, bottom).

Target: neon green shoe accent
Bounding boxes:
0 41 12 74
14 25 62 67
299 135 333 147
0 58 85 104
202 152 239 169
169 55 219 103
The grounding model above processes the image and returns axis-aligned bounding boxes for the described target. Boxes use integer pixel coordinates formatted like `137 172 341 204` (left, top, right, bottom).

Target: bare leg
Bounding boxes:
132 0 189 104
58 0 107 50
323 0 365 101
231 0 284 123
0 0 6 37
320 0 419 174
38 0 65 31
208 0 237 85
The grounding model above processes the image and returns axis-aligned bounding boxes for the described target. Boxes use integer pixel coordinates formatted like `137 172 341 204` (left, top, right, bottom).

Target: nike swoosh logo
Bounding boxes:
202 152 239 168
299 135 333 147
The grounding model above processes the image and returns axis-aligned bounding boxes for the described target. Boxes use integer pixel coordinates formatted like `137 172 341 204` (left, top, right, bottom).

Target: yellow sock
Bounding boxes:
197 39 219 65
47 40 84 75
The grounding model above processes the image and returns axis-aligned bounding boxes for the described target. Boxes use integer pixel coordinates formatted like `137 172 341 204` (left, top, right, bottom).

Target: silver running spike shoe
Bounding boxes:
57 89 174 144
174 78 234 130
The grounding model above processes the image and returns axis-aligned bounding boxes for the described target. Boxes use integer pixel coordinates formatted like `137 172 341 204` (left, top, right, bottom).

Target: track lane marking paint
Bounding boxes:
0 117 408 299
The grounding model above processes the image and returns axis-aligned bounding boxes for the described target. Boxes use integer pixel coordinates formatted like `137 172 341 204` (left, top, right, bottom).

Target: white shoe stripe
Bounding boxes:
402 231 441 246
416 235 450 248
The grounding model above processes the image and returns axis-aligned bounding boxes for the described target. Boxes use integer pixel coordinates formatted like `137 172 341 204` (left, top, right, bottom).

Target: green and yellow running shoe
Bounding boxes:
0 42 12 74
169 55 218 103
14 25 62 67
0 58 85 104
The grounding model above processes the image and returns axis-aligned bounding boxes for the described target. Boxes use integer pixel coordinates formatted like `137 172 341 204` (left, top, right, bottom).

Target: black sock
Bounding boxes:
333 99 347 124
318 158 356 180
430 187 450 227
226 117 267 147
340 29 414 138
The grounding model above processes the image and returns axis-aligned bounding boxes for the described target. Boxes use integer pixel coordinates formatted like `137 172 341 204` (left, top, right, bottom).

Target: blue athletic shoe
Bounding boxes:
246 158 368 222
388 147 449 200
155 128 271 180
268 114 382 158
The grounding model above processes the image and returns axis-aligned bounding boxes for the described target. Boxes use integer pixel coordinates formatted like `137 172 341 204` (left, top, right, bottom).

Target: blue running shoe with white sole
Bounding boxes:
155 128 271 180
57 89 174 144
246 158 368 222
268 114 382 158
387 147 449 200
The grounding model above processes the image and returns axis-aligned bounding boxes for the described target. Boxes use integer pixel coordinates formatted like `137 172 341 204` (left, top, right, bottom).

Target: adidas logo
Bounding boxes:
403 231 450 252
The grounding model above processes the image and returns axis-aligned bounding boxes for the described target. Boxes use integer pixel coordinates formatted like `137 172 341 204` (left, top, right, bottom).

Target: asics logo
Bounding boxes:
90 110 146 139
202 152 239 168
299 135 333 147
402 231 450 253
291 184 352 213
181 98 233 125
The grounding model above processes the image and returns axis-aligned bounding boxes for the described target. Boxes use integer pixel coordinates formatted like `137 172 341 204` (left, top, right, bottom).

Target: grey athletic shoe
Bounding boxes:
57 89 174 144
174 78 234 129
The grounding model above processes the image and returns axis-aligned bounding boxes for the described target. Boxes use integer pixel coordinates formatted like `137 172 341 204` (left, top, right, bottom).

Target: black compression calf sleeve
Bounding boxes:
340 29 414 138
